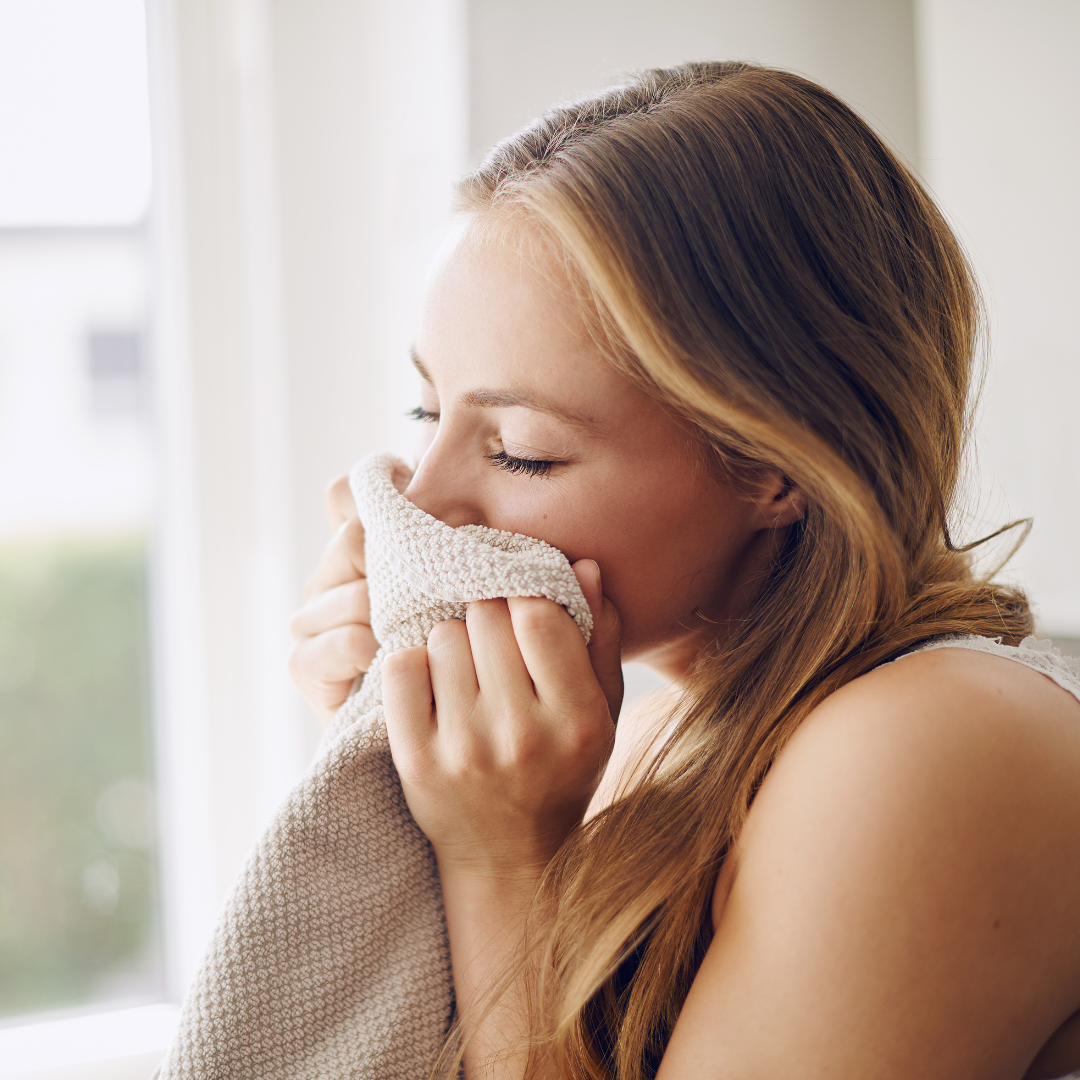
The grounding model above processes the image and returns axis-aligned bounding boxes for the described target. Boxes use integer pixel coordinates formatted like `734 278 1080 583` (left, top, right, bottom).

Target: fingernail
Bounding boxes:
585 559 600 592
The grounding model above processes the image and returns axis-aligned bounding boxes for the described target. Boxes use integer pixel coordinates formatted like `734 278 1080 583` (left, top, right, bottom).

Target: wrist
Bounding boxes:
436 851 546 897
431 827 567 881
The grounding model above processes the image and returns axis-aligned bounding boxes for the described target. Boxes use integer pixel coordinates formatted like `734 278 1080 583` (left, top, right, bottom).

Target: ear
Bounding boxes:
748 469 808 530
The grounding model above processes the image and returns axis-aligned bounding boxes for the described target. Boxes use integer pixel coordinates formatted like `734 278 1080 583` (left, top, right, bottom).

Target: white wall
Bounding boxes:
467 0 920 167
918 0 1080 635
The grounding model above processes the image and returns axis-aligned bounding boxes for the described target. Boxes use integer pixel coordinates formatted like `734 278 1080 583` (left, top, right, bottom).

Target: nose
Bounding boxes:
403 438 487 529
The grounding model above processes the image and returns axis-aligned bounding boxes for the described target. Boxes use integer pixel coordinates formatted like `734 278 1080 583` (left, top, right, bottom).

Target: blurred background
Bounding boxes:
0 0 1076 1075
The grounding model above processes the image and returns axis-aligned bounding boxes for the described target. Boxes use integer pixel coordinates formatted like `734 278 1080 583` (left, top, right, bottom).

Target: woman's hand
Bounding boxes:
382 560 623 878
288 476 379 724
383 563 621 1077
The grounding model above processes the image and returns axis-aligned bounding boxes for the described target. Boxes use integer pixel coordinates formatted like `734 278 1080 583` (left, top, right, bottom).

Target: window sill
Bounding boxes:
0 1004 178 1080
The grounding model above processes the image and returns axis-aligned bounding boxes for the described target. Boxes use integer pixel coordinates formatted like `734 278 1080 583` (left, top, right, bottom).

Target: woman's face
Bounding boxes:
405 218 776 675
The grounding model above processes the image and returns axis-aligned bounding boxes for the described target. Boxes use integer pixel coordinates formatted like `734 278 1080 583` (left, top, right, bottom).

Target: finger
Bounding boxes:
288 629 375 722
327 474 359 530
426 618 479 722
464 599 532 700
383 646 437 779
506 597 599 710
290 578 370 640
572 559 624 723
289 622 378 687
304 518 367 601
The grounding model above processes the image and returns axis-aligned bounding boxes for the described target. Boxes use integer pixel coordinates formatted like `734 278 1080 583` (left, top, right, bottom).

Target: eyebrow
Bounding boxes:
410 346 596 427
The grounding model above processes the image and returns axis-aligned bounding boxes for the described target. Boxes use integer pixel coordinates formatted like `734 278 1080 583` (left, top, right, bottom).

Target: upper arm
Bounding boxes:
658 649 1080 1080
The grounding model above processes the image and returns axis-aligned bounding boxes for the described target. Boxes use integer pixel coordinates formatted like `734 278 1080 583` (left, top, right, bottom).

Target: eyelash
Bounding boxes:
407 406 558 478
485 450 555 478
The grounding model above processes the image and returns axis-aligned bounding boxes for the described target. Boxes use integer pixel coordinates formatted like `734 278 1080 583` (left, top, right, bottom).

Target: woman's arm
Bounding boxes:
658 648 1080 1080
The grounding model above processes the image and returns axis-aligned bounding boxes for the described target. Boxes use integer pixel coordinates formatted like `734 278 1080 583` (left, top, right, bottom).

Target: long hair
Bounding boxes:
451 62 1032 1078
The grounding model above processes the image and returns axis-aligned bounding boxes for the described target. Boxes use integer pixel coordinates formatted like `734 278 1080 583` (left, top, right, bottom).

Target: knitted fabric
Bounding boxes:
156 452 592 1079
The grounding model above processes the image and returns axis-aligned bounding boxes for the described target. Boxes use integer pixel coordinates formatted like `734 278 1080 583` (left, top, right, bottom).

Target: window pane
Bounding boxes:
0 539 162 1014
0 0 162 1018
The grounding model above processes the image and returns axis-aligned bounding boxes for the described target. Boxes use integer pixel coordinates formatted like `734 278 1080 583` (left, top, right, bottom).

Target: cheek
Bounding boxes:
491 468 747 641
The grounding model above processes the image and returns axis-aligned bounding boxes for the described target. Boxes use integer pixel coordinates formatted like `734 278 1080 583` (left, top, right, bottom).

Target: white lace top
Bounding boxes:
890 635 1080 1080
894 633 1080 701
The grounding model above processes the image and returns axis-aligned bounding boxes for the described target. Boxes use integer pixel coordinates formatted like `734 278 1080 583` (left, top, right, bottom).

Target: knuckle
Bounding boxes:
506 728 544 769
566 717 610 759
343 518 366 559
339 623 374 661
441 744 473 781
347 579 370 620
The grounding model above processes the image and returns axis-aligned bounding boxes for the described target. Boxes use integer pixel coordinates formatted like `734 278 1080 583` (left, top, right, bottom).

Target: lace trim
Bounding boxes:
894 635 1080 703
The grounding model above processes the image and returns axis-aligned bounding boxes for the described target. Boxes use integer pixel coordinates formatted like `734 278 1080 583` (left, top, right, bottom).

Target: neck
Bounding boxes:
632 522 795 687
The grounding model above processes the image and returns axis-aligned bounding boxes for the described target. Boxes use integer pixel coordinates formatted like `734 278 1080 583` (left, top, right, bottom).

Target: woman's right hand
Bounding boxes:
288 476 379 724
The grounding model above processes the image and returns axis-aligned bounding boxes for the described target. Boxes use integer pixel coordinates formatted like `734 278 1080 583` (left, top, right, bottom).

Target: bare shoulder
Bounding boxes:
771 644 1080 827
672 647 1080 1079
820 641 1080 733
733 644 1080 915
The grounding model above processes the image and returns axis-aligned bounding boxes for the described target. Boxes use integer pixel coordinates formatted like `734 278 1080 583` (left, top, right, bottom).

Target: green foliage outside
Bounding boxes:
0 537 163 1017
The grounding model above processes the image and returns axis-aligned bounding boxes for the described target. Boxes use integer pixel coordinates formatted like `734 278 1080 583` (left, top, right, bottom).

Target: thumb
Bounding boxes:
572 559 624 723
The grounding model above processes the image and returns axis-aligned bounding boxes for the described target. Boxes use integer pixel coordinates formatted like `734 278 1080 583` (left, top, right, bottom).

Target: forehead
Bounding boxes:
415 216 621 402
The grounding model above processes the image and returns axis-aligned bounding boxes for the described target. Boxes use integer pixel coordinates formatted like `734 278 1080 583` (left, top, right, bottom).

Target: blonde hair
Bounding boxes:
453 62 1031 1078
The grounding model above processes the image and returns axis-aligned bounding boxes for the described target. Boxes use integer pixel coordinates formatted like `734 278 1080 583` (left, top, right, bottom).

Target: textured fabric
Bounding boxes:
156 452 591 1080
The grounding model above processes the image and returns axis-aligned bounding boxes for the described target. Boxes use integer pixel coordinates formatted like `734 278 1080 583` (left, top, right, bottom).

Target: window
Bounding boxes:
88 331 146 418
0 0 163 1029
2 2 1075 1077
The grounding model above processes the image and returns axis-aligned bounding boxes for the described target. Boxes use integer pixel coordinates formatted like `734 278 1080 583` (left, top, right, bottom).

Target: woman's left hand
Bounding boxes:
382 559 622 879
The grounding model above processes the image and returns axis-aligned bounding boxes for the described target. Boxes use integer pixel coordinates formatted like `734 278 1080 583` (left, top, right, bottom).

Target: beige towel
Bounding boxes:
156 452 592 1079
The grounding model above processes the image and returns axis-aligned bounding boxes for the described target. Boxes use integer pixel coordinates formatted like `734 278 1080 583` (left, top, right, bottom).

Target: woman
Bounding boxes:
288 63 1080 1079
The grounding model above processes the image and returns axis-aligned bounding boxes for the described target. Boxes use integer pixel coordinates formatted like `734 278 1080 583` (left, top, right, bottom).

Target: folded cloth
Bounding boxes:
156 452 592 1080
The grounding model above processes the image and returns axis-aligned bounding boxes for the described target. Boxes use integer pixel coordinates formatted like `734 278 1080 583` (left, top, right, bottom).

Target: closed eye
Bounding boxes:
408 405 439 423
486 450 558 478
